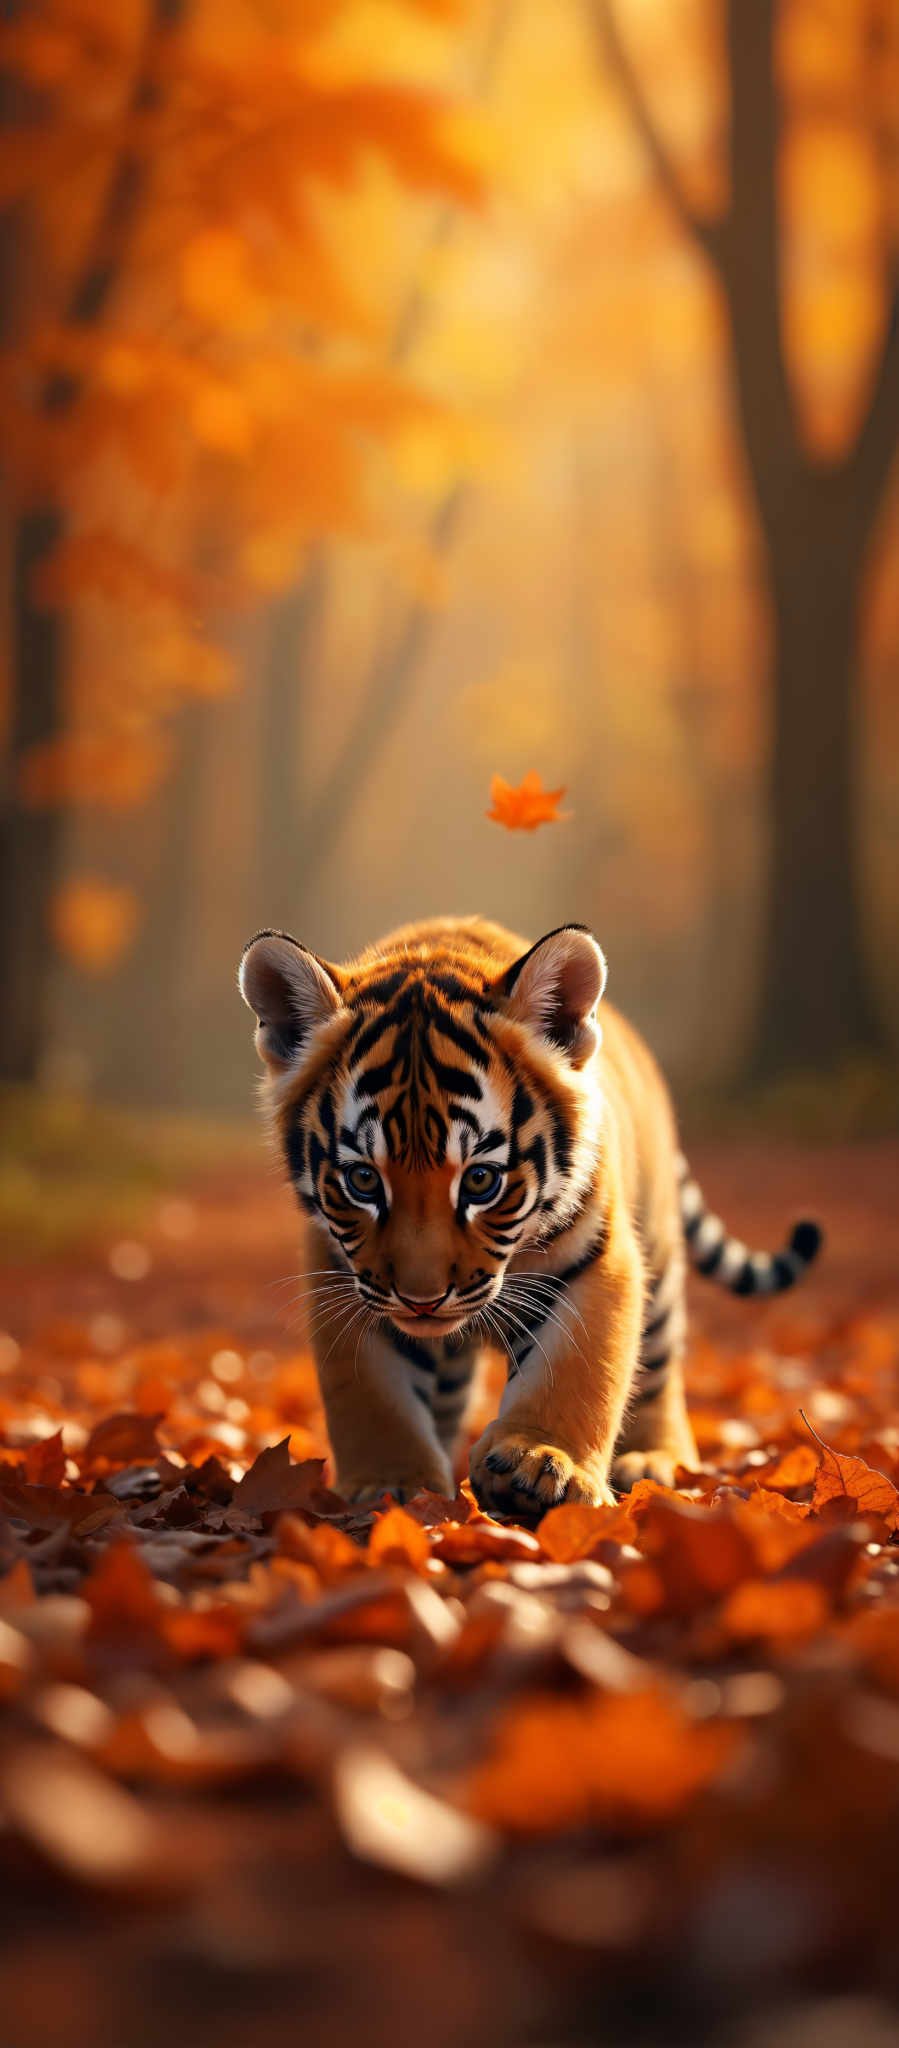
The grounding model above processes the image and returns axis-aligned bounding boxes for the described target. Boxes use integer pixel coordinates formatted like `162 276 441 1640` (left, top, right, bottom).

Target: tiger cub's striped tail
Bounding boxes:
676 1154 822 1295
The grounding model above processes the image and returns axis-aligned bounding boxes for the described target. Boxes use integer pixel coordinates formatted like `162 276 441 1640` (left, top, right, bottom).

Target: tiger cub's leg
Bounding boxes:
316 1324 453 1505
469 1218 644 1519
611 1247 697 1491
431 1343 479 1466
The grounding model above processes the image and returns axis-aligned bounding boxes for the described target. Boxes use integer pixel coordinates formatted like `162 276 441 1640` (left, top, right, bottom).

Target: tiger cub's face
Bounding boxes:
239 925 606 1339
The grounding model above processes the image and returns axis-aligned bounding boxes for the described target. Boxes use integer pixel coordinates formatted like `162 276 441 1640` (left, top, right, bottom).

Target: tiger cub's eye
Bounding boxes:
460 1163 503 1204
344 1163 380 1201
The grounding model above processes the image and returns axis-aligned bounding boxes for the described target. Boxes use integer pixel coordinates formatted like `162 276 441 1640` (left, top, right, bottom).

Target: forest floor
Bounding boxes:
0 1136 897 2048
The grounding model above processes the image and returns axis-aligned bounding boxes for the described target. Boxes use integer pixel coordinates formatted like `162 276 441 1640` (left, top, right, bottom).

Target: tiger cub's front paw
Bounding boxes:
469 1427 613 1523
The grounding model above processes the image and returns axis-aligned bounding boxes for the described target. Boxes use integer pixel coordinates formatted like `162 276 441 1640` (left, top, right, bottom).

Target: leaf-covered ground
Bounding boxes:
0 1139 898 2048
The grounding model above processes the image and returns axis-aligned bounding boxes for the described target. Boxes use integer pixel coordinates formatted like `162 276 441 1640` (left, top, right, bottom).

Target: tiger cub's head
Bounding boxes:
238 925 606 1339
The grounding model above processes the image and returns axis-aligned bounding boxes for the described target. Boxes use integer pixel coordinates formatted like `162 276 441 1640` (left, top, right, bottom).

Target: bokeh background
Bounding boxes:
2 0 898 1140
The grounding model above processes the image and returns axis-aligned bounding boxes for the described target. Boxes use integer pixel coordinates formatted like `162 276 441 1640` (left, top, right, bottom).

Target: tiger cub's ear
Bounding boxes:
238 930 343 1071
499 924 607 1068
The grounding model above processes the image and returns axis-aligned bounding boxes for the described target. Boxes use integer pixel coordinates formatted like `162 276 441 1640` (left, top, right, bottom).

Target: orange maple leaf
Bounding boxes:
486 770 570 831
800 1413 899 1531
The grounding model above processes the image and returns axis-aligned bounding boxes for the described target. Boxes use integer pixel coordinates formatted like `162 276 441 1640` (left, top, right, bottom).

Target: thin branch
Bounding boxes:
589 0 727 267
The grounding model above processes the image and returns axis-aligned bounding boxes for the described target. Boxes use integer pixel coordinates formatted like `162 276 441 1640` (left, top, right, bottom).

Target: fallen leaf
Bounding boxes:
843 1607 899 1692
277 1514 365 1581
0 1616 34 1697
538 1498 636 1561
161 1604 244 1662
0 1474 122 1534
334 1745 496 1884
762 1444 819 1491
720 1577 830 1645
632 1490 758 1614
465 1689 739 1835
0 1743 184 1891
290 1645 416 1713
83 1539 162 1645
368 1505 431 1571
802 1416 899 1530
0 1558 35 1609
431 1519 543 1564
84 1412 163 1466
23 1430 67 1488
234 1442 344 1517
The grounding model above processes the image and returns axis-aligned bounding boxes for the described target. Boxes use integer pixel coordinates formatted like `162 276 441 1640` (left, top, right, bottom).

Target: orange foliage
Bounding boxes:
21 733 171 809
2 0 488 935
50 877 141 973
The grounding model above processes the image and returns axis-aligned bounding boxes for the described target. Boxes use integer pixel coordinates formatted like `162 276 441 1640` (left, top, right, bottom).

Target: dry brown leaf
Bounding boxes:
632 1491 758 1614
0 1743 186 1891
762 1444 819 1491
465 1689 739 1836
0 1473 123 1534
720 1577 830 1645
234 1442 343 1517
0 1558 36 1610
368 1505 431 1571
334 1746 496 1884
431 1519 542 1565
83 1539 162 1644
277 1514 364 1581
23 1430 67 1488
802 1418 899 1530
289 1645 416 1713
0 1616 35 1698
538 1498 636 1562
84 1412 163 1466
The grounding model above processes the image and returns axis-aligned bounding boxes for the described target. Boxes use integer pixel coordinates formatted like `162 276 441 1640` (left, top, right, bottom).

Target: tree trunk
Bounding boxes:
593 0 898 1084
0 506 64 1081
0 0 184 1085
749 518 881 1077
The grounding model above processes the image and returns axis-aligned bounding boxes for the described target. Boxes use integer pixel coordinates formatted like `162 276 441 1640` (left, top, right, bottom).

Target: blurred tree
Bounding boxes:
595 0 899 1078
0 0 183 1082
0 0 484 1082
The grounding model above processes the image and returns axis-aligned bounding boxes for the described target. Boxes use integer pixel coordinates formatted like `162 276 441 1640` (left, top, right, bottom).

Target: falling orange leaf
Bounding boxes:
486 770 570 832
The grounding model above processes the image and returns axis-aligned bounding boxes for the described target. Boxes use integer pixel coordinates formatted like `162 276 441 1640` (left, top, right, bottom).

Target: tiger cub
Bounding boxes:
239 917 820 1518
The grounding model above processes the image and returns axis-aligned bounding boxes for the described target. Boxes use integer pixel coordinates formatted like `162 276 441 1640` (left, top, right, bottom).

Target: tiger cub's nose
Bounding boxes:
399 1293 445 1318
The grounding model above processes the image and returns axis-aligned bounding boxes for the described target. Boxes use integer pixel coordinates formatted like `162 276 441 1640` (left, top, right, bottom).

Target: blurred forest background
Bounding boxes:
1 0 898 1129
